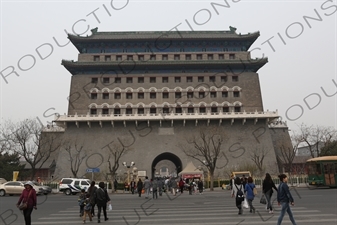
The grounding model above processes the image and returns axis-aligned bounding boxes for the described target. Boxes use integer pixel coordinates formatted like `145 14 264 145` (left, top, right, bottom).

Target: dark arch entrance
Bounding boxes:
151 152 182 178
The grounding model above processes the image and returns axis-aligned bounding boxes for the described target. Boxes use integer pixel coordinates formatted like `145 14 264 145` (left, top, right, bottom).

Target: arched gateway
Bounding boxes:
151 152 182 179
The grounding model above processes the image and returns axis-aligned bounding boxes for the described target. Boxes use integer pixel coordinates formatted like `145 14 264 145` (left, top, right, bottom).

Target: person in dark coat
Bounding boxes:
16 181 37 225
130 179 136 194
95 182 110 223
157 178 164 196
87 181 98 217
198 180 204 194
137 178 143 197
277 174 297 225
262 173 278 214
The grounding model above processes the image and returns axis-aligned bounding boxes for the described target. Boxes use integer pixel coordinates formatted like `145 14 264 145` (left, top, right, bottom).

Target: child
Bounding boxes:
82 194 92 223
78 189 86 217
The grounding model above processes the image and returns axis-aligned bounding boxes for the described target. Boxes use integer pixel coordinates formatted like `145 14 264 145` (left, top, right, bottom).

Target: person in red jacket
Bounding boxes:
16 181 37 225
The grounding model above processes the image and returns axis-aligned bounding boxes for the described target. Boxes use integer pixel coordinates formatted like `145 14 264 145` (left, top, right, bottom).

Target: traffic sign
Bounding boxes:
86 168 100 173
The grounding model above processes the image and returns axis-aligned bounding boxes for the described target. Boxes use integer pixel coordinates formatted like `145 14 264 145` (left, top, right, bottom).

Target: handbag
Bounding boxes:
19 202 28 210
19 190 32 210
253 187 258 196
260 194 267 205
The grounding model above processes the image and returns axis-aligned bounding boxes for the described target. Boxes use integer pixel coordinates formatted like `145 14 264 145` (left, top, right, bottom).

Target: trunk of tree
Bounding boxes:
30 167 36 181
209 169 215 191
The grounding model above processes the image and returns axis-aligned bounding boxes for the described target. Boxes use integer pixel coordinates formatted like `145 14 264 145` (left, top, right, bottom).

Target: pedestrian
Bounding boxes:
188 180 193 195
143 176 151 198
179 178 185 193
87 181 97 217
245 177 256 213
82 194 92 224
95 182 110 223
164 177 170 192
78 189 86 217
158 178 164 196
170 177 177 196
152 178 158 199
16 181 37 225
137 178 143 197
130 179 136 194
262 173 278 214
198 180 203 194
229 174 234 190
241 174 247 187
114 179 118 193
124 181 129 192
277 174 297 225
231 177 245 215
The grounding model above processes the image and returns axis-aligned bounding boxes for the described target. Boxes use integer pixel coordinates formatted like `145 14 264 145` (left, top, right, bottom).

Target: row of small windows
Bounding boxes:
93 53 236 62
91 76 238 84
90 106 242 115
91 91 240 100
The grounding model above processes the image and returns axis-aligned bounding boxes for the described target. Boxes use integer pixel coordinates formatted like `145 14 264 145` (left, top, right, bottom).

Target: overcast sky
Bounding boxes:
0 0 336 132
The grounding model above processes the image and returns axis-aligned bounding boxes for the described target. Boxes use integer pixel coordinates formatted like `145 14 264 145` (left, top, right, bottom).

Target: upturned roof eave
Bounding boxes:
68 31 260 52
61 58 268 75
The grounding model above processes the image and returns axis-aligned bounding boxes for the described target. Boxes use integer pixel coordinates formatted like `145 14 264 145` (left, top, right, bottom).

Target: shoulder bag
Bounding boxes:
19 190 32 210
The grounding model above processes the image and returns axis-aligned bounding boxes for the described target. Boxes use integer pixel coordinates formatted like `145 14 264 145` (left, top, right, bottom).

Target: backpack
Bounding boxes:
78 194 85 206
84 202 92 211
235 184 245 202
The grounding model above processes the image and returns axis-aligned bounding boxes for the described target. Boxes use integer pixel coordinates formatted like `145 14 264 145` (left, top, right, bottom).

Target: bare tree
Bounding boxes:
298 124 337 158
249 147 269 177
179 126 226 191
1 119 62 180
63 139 87 178
102 140 131 182
320 140 337 156
277 143 299 185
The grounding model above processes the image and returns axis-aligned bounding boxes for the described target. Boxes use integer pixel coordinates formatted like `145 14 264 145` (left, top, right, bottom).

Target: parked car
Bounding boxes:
0 181 43 196
59 178 92 195
0 178 7 184
32 181 52 195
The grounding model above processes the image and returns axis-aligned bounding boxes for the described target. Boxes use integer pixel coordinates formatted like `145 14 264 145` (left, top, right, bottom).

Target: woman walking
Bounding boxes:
231 177 244 215
277 174 297 225
245 177 256 213
262 173 278 213
16 181 37 225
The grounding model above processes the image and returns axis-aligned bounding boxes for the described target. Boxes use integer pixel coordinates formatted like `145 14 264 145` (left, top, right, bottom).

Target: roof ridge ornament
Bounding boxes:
91 27 98 35
229 26 237 33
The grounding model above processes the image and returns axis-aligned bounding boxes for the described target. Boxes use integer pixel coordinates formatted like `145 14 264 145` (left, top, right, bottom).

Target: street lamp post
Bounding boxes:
123 162 135 192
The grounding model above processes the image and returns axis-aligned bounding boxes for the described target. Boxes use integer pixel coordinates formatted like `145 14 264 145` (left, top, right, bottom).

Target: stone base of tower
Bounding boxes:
45 118 287 181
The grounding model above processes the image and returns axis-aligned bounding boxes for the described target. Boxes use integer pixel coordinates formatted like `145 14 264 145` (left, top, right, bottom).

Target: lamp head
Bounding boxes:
123 162 127 167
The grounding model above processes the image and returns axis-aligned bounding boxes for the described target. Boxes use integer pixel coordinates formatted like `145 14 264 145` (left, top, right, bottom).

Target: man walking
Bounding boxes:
277 174 297 225
130 179 136 194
